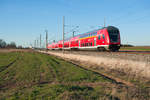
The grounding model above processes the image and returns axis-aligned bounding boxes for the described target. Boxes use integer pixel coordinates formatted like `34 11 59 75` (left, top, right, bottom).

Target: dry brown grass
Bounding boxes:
0 48 33 53
38 50 150 99
120 46 150 51
41 51 150 86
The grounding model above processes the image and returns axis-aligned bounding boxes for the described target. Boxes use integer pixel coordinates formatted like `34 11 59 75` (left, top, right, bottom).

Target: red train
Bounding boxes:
47 26 121 51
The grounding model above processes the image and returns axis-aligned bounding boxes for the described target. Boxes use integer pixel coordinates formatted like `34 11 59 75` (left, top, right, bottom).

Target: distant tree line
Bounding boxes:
0 39 17 48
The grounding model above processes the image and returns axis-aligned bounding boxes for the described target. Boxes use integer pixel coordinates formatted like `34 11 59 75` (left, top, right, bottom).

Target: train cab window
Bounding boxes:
103 34 105 39
98 35 101 40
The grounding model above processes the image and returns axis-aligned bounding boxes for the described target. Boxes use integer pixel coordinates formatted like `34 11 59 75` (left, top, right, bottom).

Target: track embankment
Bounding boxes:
40 50 150 87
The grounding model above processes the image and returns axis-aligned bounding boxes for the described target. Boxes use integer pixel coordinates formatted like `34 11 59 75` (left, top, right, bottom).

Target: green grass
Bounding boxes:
120 46 150 51
0 51 114 100
0 52 18 70
0 51 149 100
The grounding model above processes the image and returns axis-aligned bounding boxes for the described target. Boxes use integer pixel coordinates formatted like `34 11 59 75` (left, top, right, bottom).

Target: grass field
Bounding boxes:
0 51 149 100
0 51 116 100
120 46 150 51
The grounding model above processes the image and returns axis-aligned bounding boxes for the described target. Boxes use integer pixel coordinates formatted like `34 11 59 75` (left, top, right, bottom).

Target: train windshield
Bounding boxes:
108 29 119 43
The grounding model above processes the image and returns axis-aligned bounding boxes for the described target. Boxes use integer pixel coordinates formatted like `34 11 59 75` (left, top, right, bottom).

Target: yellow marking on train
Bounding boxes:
79 36 96 40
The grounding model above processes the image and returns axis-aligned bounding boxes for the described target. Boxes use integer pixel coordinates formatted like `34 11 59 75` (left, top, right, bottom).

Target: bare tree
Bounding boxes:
0 39 6 48
7 42 16 48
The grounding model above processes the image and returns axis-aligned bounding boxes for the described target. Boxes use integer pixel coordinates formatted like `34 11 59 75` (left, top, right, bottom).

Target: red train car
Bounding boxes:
70 36 79 49
47 26 121 51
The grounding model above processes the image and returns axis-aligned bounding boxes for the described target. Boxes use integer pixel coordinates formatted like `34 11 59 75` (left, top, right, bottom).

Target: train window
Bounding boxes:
91 42 92 46
86 43 88 46
89 43 91 46
76 40 78 44
98 35 101 40
103 34 105 39
93 32 95 35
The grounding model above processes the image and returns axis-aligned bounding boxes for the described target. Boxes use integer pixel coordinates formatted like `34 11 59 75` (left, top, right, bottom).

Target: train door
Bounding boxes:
79 40 80 47
102 34 105 45
94 38 96 46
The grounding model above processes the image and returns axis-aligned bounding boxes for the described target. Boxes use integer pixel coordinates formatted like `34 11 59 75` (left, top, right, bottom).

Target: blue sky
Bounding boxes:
0 0 150 46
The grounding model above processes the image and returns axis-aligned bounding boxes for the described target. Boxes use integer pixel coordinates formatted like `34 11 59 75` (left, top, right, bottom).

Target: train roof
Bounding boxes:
106 26 119 31
74 26 118 37
53 26 119 43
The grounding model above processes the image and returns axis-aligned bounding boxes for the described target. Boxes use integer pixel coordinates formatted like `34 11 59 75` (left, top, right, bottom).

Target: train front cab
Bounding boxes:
96 26 120 51
107 26 121 51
